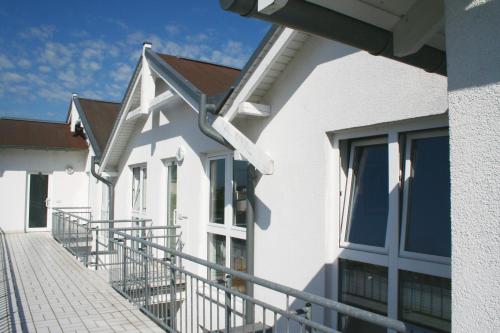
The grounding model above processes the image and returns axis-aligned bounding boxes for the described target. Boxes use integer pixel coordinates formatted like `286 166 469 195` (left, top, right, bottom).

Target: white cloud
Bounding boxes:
0 54 14 69
18 59 31 68
111 63 133 82
20 25 56 39
1 72 24 83
38 65 51 73
40 42 74 68
165 24 181 35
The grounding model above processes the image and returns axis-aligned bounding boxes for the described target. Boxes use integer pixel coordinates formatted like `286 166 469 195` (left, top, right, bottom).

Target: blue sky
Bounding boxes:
0 1 269 121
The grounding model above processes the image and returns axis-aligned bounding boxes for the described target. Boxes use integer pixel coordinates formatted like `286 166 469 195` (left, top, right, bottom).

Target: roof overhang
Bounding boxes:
220 0 446 76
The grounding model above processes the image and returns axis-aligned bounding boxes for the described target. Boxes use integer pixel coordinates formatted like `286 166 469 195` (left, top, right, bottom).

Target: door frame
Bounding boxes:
25 172 52 232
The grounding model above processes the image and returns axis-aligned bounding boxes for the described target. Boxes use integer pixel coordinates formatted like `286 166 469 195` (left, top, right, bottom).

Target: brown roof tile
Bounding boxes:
0 119 88 150
77 98 121 153
157 54 241 96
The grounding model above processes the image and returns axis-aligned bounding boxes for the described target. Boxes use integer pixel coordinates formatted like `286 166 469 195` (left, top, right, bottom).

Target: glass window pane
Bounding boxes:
209 159 225 224
142 167 147 211
399 270 451 332
132 167 140 210
339 260 388 333
233 160 249 227
208 234 226 281
405 136 450 257
167 163 177 226
346 144 388 247
231 238 247 293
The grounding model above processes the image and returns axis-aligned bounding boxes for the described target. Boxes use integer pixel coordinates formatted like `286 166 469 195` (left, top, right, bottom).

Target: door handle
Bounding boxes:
45 198 51 208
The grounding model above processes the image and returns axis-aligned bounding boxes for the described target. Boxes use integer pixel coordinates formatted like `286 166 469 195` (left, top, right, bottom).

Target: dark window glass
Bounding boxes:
339 260 388 333
231 238 247 293
233 160 249 227
209 159 225 224
405 136 451 257
28 174 48 228
208 234 226 281
346 144 388 247
399 271 451 333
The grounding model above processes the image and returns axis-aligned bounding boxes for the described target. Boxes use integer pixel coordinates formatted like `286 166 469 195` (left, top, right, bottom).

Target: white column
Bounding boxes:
445 1 500 332
141 42 155 115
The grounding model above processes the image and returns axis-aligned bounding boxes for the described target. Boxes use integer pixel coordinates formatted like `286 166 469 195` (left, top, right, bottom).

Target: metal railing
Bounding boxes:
51 207 181 270
109 230 410 333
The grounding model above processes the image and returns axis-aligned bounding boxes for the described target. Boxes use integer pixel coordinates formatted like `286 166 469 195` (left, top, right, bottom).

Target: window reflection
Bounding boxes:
209 159 225 224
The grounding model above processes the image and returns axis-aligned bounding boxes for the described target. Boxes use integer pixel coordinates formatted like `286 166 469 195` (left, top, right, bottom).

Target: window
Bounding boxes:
208 233 226 282
401 132 451 259
399 271 451 333
339 260 388 333
334 121 451 333
231 238 247 293
209 159 225 224
166 161 177 226
207 155 248 289
233 160 249 227
341 138 389 250
131 165 147 213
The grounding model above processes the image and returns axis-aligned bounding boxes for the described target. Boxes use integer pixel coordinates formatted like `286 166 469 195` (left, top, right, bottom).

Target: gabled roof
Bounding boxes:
100 49 241 171
158 54 240 96
73 97 121 156
0 118 88 150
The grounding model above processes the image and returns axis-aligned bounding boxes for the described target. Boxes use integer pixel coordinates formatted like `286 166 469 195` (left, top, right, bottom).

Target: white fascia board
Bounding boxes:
222 28 297 122
258 0 288 15
393 0 444 57
100 61 143 172
238 102 271 117
212 116 274 175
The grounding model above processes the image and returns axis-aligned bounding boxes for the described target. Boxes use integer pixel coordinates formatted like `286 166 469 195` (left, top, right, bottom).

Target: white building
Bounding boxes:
0 95 120 232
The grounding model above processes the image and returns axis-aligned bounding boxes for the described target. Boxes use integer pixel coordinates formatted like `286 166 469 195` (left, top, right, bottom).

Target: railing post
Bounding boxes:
169 254 176 329
142 247 150 309
84 223 89 267
62 214 66 246
94 226 99 271
225 274 232 331
305 302 312 333
122 240 128 293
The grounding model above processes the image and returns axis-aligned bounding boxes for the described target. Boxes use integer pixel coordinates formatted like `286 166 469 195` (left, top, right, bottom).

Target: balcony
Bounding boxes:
1 207 411 332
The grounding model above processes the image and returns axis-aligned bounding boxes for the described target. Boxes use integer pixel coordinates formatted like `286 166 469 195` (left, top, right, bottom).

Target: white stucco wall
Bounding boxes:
110 34 448 328
112 99 228 262
233 35 448 303
445 1 500 331
0 148 89 232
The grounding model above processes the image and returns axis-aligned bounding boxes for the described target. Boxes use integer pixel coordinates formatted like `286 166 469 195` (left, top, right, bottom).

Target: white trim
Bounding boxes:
222 28 297 122
399 129 450 265
339 137 389 253
237 102 271 117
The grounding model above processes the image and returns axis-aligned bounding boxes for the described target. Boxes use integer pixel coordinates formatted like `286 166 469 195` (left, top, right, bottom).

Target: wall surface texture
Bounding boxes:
0 148 89 232
445 0 500 331
111 33 448 322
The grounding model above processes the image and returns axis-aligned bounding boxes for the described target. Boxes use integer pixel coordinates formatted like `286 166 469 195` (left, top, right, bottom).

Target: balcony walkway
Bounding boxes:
0 232 164 333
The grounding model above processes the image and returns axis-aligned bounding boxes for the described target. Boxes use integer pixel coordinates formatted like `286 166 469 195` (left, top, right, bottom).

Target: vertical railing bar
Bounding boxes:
225 274 232 331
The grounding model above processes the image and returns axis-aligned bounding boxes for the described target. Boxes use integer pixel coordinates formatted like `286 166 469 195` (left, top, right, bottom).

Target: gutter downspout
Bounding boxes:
91 156 114 221
198 93 256 321
198 94 233 150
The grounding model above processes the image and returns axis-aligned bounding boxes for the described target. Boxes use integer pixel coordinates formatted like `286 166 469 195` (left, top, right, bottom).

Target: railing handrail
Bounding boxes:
52 206 91 210
88 219 152 223
113 230 409 332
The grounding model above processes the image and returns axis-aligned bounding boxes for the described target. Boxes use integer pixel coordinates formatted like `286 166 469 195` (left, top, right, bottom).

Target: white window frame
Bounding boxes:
131 164 147 216
206 153 246 278
340 137 390 254
164 159 178 226
330 115 451 330
399 129 451 265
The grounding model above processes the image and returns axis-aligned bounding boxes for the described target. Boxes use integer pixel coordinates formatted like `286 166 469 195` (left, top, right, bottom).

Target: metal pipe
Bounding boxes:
198 94 233 149
91 156 114 220
245 165 256 324
220 0 447 76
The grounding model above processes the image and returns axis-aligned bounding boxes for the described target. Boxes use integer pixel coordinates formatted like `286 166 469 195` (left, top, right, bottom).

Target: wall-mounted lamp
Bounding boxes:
65 166 74 175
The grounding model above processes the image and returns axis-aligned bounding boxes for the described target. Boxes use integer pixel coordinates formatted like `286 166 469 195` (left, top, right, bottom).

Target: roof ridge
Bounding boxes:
77 97 121 105
157 52 242 71
0 117 68 125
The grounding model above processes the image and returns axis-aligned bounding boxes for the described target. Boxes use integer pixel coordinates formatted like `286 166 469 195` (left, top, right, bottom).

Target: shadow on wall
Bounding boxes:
234 38 358 143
